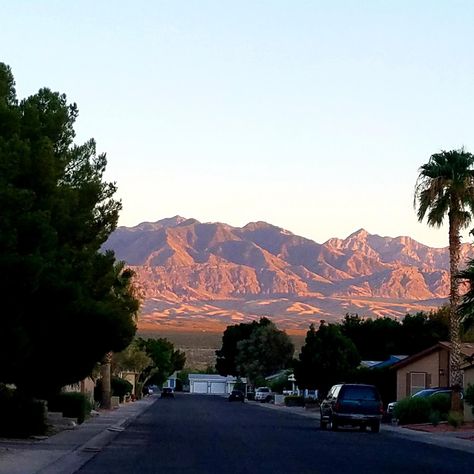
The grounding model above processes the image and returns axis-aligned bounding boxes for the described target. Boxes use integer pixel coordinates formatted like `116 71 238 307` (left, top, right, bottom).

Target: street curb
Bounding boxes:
37 398 158 474
252 400 474 454
0 396 158 474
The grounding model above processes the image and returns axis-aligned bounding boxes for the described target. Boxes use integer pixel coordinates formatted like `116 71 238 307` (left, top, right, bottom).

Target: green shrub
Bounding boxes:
428 393 450 418
393 396 431 424
48 392 92 424
429 410 441 426
284 395 304 407
447 410 463 428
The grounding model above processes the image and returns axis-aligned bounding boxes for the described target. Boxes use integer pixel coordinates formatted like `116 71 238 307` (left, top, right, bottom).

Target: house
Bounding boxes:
63 377 95 403
119 371 140 396
391 342 474 402
162 371 178 391
188 374 246 395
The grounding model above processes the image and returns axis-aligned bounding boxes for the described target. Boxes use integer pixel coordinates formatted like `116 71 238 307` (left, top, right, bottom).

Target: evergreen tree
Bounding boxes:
294 322 360 396
0 63 139 398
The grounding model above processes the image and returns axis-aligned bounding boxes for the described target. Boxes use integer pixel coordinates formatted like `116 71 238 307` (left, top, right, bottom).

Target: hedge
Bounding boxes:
48 392 92 424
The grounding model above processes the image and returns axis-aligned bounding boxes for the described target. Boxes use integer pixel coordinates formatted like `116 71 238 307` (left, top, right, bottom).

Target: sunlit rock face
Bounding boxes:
103 217 472 330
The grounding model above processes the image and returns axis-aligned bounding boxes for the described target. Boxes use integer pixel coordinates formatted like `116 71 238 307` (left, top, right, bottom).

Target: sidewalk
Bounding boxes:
253 401 474 455
0 395 158 474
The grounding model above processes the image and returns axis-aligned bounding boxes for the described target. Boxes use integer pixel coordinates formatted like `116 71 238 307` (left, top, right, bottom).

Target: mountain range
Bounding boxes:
103 216 474 333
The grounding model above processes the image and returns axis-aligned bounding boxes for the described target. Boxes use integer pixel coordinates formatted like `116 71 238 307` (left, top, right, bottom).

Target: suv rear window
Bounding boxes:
342 386 379 401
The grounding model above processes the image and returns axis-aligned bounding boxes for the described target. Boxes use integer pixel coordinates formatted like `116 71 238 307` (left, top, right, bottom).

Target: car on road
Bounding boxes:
228 390 245 402
255 387 273 403
320 383 383 433
386 387 454 417
160 387 174 399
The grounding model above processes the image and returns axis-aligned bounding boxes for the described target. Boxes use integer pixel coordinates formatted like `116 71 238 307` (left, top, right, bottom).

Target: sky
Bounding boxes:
1 1 474 248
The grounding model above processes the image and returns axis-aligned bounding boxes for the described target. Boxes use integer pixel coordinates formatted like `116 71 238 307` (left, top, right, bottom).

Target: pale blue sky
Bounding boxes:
2 1 473 247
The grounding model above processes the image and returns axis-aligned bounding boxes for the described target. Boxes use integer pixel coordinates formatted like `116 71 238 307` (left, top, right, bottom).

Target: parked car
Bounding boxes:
386 387 455 417
320 383 383 433
255 387 273 402
160 387 174 399
228 390 245 402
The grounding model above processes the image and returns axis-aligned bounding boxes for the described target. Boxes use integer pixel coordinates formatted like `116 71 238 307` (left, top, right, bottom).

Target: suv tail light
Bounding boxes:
379 402 384 414
335 401 341 411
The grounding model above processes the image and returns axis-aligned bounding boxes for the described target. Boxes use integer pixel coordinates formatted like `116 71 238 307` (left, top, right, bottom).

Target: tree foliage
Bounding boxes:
215 318 272 376
294 322 360 396
0 63 139 398
136 337 186 386
340 310 449 361
112 341 152 376
235 321 294 385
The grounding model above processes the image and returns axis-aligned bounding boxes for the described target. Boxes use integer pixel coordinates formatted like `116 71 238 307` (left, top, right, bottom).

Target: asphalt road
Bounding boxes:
77 393 474 474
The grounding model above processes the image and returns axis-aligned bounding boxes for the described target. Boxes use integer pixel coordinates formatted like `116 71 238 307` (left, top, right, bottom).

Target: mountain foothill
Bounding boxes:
103 216 473 333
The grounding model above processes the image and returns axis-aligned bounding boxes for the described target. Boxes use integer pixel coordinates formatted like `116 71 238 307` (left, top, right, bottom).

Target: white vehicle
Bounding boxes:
255 387 273 402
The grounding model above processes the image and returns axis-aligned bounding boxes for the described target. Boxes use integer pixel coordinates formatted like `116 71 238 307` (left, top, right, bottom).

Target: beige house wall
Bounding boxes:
63 377 95 403
464 366 474 422
121 371 138 395
396 351 448 401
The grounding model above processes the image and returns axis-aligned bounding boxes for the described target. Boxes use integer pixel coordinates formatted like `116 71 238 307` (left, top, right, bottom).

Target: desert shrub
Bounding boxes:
428 393 450 418
0 386 46 437
447 410 463 428
48 392 92 424
284 395 304 407
393 396 431 424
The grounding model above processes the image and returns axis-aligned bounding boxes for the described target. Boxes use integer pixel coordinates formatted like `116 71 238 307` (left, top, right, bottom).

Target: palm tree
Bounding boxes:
414 148 474 388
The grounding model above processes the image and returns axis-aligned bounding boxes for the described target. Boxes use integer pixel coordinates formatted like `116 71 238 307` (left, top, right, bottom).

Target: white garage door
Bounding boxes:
210 382 226 394
193 381 208 394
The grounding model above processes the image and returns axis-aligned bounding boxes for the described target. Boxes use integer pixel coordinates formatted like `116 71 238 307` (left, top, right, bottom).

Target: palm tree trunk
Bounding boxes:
448 211 463 390
100 351 113 409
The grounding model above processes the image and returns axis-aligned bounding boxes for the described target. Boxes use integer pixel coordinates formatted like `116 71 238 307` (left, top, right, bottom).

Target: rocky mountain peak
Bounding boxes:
104 217 474 329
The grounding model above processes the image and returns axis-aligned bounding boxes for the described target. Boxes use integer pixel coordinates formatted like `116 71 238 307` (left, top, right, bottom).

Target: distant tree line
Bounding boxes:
293 309 452 400
215 307 459 402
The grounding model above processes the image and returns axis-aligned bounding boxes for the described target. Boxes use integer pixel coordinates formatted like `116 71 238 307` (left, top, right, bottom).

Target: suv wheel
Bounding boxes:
370 421 380 433
320 420 328 430
331 420 338 431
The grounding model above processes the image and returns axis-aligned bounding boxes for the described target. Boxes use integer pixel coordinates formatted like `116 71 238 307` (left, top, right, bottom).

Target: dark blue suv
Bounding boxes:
320 383 383 433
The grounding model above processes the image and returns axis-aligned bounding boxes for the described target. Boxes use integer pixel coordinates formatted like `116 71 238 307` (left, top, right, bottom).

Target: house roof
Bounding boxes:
391 342 474 371
188 374 246 383
361 355 408 370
